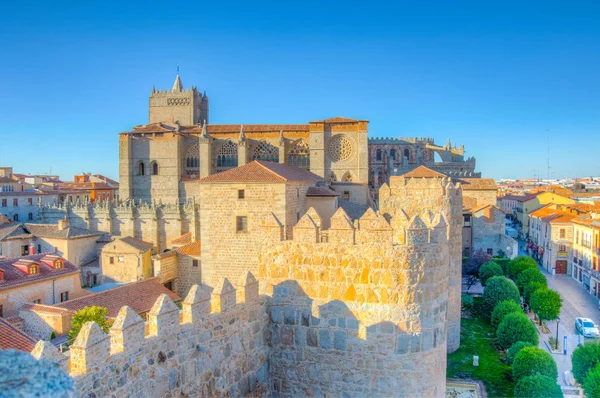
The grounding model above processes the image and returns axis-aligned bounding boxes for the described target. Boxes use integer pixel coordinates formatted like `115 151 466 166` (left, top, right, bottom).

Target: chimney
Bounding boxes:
29 245 36 255
57 217 69 231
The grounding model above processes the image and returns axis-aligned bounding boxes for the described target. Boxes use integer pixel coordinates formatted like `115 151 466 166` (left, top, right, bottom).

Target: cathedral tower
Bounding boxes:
148 74 209 125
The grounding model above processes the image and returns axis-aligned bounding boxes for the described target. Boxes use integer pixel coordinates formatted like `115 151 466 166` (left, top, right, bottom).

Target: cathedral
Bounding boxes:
119 74 478 206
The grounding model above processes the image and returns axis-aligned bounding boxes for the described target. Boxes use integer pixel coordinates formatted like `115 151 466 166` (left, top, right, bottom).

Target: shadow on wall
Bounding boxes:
268 279 447 397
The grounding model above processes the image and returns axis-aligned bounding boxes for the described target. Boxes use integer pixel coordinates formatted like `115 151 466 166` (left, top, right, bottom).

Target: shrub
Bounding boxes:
494 257 511 274
514 375 563 398
506 341 533 365
483 276 520 313
529 288 562 325
516 268 547 293
583 363 600 398
461 293 474 315
496 312 539 350
512 346 558 381
68 306 113 343
479 262 503 286
508 256 538 279
491 300 523 330
523 281 546 304
572 343 600 384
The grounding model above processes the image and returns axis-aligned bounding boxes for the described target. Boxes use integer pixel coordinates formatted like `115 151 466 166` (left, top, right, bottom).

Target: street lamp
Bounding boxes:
556 317 561 350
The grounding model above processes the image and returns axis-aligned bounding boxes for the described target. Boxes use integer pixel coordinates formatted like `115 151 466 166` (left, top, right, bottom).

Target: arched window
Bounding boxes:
138 162 145 176
252 141 279 162
376 149 382 161
377 169 385 186
342 172 353 182
390 149 396 161
216 140 238 170
403 148 410 159
28 212 33 220
151 161 159 175
287 140 310 169
185 143 200 175
328 171 337 182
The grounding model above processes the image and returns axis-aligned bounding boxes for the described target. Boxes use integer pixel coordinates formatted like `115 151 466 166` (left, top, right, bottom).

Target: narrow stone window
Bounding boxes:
192 259 199 267
109 256 114 264
138 162 145 176
151 161 159 175
236 216 248 232
238 189 245 199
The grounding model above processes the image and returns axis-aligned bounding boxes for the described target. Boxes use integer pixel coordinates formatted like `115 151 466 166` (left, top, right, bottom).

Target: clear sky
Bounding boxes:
0 1 598 181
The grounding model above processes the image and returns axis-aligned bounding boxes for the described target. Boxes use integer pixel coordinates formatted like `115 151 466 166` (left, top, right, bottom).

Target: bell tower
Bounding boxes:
148 74 209 125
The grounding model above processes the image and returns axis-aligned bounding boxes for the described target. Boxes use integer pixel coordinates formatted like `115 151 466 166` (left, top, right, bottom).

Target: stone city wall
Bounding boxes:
31 273 269 398
258 205 450 397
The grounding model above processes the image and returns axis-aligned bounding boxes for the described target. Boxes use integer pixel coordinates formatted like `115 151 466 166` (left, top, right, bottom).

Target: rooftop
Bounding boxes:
170 232 192 246
398 165 447 179
175 241 201 256
460 178 498 191
55 277 181 317
199 160 322 183
306 186 340 197
117 236 154 252
24 223 104 240
0 254 79 291
0 317 36 352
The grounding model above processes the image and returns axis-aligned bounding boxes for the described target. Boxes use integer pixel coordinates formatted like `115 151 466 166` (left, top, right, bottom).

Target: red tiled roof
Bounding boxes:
0 254 79 291
461 178 498 191
19 303 74 315
399 165 447 179
175 241 201 256
131 123 311 134
57 182 117 190
55 277 181 317
92 174 119 185
118 236 154 252
309 116 368 123
171 232 192 245
199 161 322 183
306 186 340 197
0 317 37 352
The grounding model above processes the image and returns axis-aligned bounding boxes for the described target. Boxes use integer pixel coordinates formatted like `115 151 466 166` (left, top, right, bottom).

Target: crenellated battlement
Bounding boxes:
33 273 269 397
369 136 435 144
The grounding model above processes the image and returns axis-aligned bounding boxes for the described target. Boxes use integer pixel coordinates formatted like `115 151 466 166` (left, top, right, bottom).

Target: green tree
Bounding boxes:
479 262 503 286
461 293 474 315
496 312 539 350
529 288 562 325
67 306 113 343
514 375 563 398
506 341 533 365
483 276 520 313
507 256 538 280
572 343 600 384
491 300 523 330
494 257 511 274
523 281 546 304
516 268 547 293
583 363 600 398
512 346 558 381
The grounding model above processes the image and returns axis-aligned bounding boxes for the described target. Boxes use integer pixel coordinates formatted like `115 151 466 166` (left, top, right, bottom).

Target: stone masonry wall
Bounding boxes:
32 274 269 398
257 205 450 397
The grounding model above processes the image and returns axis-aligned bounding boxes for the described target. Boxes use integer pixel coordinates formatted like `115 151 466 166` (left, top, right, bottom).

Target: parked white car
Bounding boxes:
576 317 600 338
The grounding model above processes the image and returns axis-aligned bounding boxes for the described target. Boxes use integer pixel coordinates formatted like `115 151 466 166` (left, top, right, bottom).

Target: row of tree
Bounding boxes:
479 256 564 397
572 343 600 396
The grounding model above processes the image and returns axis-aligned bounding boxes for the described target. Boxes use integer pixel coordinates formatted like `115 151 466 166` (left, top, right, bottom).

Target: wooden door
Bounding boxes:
555 260 568 274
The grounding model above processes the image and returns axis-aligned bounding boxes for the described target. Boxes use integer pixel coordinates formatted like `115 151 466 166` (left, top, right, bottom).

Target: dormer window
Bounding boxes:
55 260 63 269
29 265 38 275
0 269 4 281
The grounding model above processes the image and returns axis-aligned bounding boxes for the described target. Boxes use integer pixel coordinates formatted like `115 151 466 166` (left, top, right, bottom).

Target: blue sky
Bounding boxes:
0 1 598 180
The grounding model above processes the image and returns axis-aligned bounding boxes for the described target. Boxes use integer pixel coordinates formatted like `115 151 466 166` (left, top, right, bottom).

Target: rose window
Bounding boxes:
328 135 353 162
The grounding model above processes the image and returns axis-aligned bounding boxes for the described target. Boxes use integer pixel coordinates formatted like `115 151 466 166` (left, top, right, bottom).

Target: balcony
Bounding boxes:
557 251 568 258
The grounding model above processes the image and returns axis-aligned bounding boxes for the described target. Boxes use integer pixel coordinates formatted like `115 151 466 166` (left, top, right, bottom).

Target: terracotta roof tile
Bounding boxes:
175 241 201 256
199 161 322 183
19 303 74 315
0 254 79 291
309 116 368 123
55 278 181 317
460 178 498 191
0 317 36 352
24 223 104 240
399 165 447 179
170 232 192 246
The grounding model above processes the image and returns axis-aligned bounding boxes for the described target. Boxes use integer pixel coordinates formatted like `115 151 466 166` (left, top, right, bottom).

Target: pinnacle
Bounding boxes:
172 74 184 92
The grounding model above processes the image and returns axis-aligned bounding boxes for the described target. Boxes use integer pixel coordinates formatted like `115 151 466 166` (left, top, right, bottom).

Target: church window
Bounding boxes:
238 189 245 199
390 149 396 161
288 140 310 169
404 148 410 159
376 149 382 161
342 172 353 182
329 171 337 182
185 143 200 175
151 161 159 175
138 162 145 176
236 216 248 232
252 141 279 162
217 141 238 170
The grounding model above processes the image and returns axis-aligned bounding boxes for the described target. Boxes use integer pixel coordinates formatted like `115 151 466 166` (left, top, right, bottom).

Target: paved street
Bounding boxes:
517 239 600 387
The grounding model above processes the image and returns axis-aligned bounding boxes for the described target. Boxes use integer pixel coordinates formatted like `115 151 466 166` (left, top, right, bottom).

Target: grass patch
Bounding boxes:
447 317 515 397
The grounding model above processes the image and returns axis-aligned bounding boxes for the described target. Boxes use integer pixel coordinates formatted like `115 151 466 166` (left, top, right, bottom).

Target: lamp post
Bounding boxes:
556 317 561 350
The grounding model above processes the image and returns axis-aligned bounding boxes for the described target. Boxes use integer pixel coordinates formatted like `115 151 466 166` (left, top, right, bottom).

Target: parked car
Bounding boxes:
576 317 600 338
